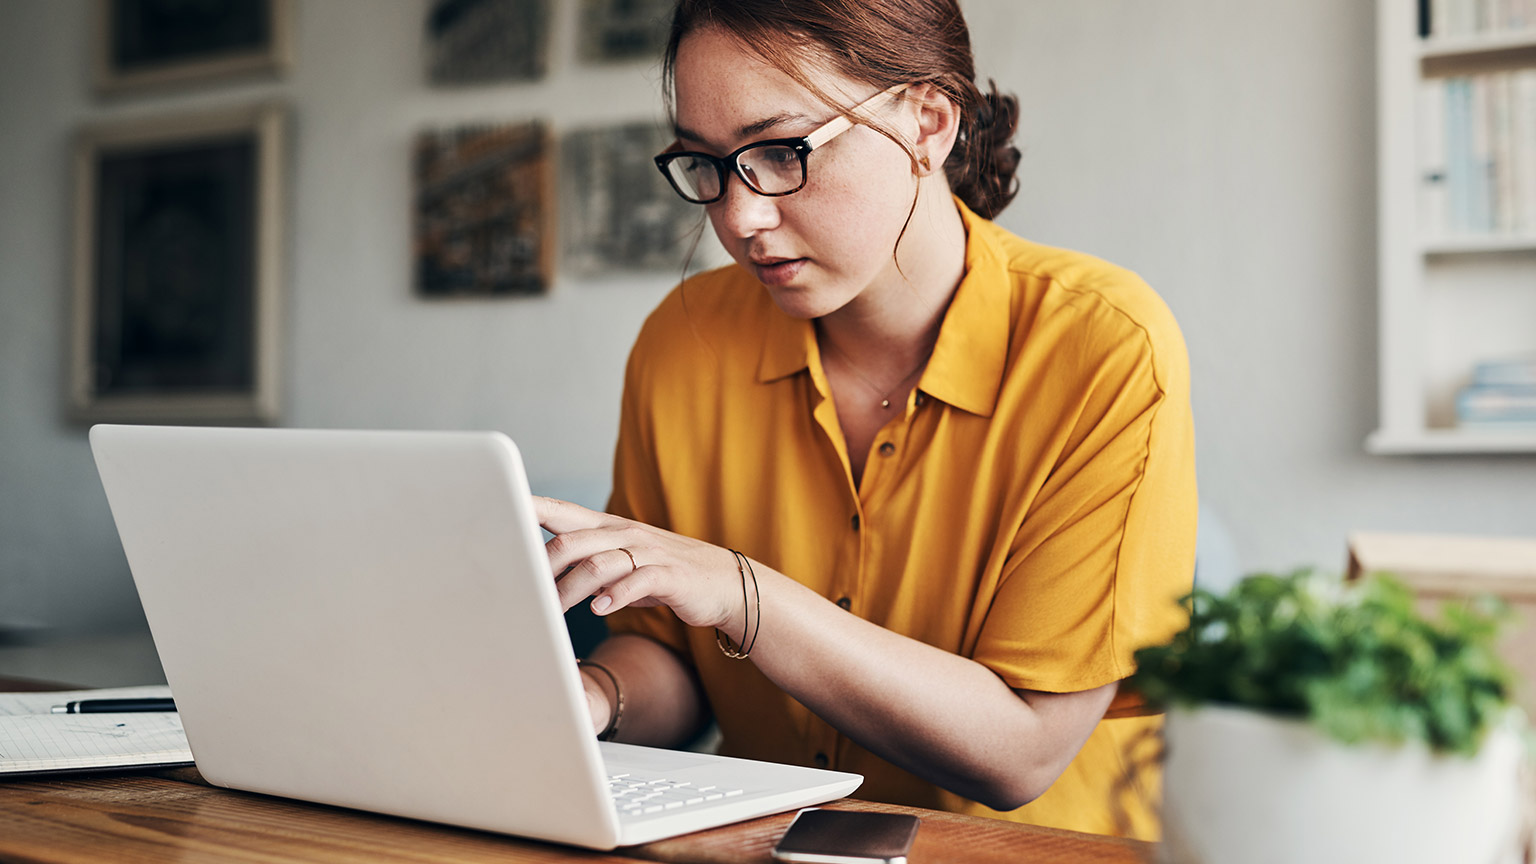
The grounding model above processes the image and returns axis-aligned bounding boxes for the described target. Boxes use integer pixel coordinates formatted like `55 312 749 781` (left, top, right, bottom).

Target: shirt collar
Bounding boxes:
918 198 1010 417
756 197 1011 418
757 296 815 384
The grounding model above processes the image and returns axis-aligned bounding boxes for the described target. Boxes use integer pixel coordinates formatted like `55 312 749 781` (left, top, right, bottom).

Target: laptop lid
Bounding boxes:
90 425 626 847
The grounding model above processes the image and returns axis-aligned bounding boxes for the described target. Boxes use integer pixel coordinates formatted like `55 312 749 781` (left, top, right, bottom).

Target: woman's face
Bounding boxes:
672 26 922 320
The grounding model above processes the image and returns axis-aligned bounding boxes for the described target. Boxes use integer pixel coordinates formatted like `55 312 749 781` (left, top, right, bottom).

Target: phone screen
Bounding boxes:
770 808 921 864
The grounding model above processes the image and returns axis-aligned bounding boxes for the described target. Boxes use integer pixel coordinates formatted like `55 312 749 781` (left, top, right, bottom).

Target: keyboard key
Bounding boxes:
610 771 747 819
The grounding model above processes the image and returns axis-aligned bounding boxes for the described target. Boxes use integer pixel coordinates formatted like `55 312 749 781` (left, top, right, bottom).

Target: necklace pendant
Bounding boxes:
881 399 891 409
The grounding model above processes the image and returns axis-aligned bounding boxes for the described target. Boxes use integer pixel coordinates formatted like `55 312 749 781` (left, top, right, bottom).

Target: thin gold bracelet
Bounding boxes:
577 659 623 741
716 550 760 659
739 553 760 655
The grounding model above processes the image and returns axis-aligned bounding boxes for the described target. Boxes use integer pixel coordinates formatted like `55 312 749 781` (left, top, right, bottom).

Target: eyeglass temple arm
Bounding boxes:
804 84 910 151
804 114 855 150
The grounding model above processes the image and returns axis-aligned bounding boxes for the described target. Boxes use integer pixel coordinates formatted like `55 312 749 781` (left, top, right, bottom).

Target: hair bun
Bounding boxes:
948 81 1020 219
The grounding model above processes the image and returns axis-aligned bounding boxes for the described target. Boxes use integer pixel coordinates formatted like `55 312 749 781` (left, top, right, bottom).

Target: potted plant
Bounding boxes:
1131 569 1531 864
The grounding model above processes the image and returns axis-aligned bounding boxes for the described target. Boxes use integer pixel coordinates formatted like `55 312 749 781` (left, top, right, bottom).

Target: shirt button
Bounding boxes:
836 597 851 611
878 442 896 456
813 752 829 768
850 514 860 531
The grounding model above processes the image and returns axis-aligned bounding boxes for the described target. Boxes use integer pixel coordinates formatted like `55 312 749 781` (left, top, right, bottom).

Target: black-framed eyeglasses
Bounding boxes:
654 85 908 205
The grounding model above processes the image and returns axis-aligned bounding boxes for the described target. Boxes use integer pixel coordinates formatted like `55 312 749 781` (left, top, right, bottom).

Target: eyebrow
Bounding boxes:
674 112 814 149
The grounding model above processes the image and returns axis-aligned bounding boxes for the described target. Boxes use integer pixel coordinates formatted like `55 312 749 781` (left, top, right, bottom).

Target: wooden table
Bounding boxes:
0 677 1151 864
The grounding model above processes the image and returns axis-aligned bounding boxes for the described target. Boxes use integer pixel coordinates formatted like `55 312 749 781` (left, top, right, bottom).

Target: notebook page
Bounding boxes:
0 685 174 716
0 712 192 774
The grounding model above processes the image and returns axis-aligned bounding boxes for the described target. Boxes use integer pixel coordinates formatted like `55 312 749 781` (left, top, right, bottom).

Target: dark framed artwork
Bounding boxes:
561 122 702 278
577 0 672 65
427 0 550 85
414 122 554 297
70 105 286 424
95 0 293 94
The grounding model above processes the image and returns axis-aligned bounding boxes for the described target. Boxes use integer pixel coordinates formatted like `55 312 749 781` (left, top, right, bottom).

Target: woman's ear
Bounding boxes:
906 83 961 177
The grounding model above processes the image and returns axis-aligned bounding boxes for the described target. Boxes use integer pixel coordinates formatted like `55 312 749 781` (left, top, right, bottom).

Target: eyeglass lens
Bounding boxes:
663 144 806 203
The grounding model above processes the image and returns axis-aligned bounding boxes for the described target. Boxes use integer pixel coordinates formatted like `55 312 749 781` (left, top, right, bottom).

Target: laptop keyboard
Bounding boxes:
607 772 744 818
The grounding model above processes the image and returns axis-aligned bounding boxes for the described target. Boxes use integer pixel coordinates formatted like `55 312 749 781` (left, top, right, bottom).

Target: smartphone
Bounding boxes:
770 808 921 864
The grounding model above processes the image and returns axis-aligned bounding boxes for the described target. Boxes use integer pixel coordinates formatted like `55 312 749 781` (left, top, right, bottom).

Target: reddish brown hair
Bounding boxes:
661 0 1021 219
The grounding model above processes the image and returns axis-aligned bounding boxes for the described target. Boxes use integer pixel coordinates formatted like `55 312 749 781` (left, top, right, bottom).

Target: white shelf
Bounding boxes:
1421 234 1536 255
1367 427 1536 455
1374 1 1536 457
1418 29 1536 59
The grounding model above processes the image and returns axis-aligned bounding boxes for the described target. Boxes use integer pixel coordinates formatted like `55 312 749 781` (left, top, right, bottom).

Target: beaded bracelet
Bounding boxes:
716 550 760 659
576 659 623 741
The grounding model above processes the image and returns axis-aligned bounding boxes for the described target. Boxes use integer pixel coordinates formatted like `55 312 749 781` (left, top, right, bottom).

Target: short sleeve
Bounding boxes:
974 291 1196 716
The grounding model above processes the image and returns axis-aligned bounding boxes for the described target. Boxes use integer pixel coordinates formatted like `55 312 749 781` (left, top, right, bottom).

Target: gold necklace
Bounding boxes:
822 338 930 410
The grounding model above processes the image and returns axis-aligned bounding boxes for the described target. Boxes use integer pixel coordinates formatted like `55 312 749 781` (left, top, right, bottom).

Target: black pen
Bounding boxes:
50 698 177 714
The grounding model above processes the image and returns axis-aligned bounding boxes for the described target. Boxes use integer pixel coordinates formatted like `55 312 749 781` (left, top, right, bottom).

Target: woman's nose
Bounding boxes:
709 172 781 239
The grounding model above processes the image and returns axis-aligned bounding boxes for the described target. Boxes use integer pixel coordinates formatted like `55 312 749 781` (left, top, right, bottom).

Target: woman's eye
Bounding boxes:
761 147 797 166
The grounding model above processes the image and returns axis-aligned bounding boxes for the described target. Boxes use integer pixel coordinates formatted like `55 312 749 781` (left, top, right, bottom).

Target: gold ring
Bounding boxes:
617 547 637 571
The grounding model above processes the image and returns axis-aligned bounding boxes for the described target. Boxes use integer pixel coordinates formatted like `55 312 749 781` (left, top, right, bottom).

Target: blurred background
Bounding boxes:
0 0 1533 685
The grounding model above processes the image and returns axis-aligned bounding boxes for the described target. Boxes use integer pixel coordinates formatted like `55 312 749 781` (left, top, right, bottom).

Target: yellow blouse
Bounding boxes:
604 200 1197 839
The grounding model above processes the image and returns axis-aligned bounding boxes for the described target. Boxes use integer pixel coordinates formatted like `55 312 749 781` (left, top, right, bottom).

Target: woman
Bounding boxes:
537 0 1196 839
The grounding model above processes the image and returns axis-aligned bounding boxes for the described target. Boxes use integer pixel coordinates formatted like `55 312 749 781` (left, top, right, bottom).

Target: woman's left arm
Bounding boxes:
538 495 1114 812
735 564 1117 810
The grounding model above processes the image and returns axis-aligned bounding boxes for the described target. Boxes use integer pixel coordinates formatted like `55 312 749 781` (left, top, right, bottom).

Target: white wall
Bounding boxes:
970 2 1533 576
1 0 1533 646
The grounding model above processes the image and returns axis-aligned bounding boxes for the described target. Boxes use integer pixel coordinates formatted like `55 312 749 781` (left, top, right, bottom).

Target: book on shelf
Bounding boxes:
1518 70 1536 233
1455 357 1536 428
1472 354 1536 386
1419 78 1449 234
1419 68 1536 239
1469 74 1491 233
1457 388 1536 425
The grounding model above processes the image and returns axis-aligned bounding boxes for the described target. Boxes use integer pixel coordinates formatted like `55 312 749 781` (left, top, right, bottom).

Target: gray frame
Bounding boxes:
95 0 294 95
70 104 286 424
576 0 672 65
560 122 702 278
427 0 550 85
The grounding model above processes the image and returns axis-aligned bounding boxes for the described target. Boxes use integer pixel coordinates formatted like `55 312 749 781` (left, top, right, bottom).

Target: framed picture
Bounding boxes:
577 0 672 65
414 121 554 297
70 104 286 424
561 122 702 278
95 0 293 95
426 0 550 85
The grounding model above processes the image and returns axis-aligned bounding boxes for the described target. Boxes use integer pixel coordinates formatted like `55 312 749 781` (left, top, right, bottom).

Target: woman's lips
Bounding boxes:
751 257 807 287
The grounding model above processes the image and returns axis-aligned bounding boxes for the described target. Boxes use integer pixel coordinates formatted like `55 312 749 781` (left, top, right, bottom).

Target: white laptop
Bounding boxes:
89 424 861 849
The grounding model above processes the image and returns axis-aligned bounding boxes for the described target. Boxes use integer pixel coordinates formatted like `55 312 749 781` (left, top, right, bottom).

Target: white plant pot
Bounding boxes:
1160 704 1525 864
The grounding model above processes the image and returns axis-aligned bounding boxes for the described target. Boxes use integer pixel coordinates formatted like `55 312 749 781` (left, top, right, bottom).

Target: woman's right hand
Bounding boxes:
534 496 748 637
